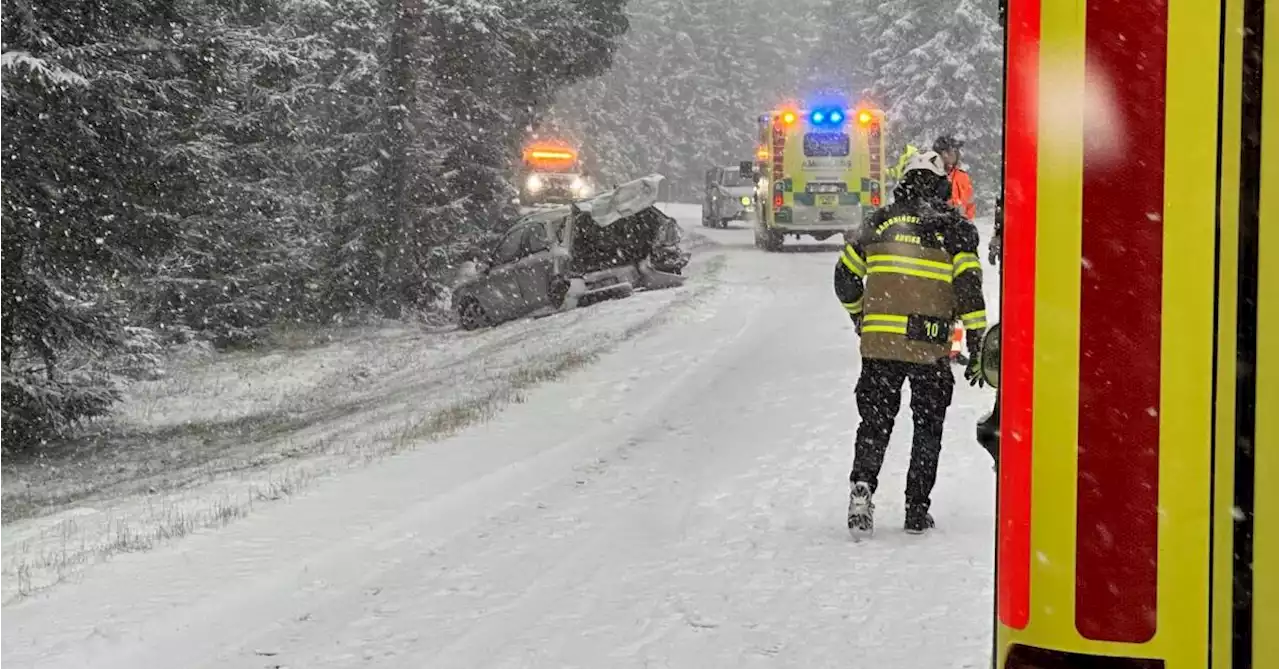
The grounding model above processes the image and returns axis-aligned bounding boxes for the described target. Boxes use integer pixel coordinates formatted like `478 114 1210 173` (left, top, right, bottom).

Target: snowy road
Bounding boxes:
3 206 999 669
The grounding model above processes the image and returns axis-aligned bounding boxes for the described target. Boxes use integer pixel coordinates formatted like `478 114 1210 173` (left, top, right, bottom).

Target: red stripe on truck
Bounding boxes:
1075 0 1168 643
997 0 1040 632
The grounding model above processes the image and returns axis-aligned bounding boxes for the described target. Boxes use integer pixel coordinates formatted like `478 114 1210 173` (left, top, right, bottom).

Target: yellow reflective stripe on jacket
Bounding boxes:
866 255 954 282
866 254 952 271
960 309 987 329
861 314 909 334
952 251 982 278
841 245 867 276
862 324 908 335
862 313 908 323
842 299 863 314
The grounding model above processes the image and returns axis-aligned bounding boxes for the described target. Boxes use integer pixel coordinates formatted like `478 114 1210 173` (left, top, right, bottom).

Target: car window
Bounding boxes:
493 226 529 265
522 223 551 256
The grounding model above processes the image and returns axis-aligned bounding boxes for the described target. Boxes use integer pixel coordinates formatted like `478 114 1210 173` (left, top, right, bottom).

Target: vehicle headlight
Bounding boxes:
740 196 752 206
570 176 591 196
525 174 544 193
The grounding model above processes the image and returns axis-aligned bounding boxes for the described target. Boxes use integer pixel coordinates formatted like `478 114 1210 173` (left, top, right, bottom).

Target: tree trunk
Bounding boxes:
378 0 421 319
0 218 24 365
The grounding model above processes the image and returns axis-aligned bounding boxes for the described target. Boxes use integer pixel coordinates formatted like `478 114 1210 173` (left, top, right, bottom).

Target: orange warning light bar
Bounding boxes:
856 109 874 126
525 149 576 161
781 111 797 125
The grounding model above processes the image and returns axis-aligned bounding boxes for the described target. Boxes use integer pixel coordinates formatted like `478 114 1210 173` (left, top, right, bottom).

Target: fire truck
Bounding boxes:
516 138 595 207
747 103 887 251
980 0 1276 666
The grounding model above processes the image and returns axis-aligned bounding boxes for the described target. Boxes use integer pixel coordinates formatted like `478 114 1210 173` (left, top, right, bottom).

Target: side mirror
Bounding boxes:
739 161 754 179
979 322 1001 388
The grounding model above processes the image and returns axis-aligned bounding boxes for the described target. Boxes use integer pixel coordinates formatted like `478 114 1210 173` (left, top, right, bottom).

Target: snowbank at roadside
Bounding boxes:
2 219 724 604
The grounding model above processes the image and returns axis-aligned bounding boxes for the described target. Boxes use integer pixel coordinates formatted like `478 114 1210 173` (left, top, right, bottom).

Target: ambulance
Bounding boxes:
517 139 594 207
748 103 887 251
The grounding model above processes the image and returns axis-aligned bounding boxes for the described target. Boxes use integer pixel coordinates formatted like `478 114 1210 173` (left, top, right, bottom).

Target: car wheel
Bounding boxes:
458 298 488 330
763 229 784 252
548 277 571 309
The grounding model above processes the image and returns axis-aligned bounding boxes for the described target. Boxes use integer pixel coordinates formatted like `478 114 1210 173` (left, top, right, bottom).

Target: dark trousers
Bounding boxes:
850 357 954 511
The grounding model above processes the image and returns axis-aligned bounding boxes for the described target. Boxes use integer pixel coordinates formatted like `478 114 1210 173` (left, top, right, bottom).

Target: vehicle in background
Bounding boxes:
517 139 595 207
701 164 757 228
750 103 887 251
454 175 689 330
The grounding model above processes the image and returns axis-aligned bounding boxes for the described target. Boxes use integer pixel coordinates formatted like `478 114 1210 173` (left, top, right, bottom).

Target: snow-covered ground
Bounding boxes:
3 205 1002 668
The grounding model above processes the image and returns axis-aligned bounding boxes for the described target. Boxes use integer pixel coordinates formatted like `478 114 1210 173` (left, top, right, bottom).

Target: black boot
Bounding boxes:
904 505 935 534
976 404 1000 470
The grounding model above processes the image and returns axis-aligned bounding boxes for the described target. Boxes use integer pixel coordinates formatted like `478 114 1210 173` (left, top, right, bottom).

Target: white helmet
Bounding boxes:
903 150 947 177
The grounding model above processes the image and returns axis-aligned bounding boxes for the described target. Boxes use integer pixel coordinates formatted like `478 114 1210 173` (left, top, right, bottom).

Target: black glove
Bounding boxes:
964 354 986 387
850 312 863 335
988 234 1002 266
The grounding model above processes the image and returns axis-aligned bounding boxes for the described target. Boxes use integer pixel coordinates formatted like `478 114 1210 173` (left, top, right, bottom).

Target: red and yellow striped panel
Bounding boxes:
1250 0 1277 660
996 0 1275 665
997 0 1037 631
1210 0 1245 663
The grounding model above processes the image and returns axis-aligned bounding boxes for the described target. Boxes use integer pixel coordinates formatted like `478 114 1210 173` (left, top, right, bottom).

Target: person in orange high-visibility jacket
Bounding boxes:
931 135 977 366
932 135 976 221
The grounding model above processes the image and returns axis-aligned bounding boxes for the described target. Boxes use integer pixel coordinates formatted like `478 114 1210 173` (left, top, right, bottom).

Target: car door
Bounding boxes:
480 225 532 322
511 215 564 310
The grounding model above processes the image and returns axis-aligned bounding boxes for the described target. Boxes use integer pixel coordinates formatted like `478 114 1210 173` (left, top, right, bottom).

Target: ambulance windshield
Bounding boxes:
803 132 851 157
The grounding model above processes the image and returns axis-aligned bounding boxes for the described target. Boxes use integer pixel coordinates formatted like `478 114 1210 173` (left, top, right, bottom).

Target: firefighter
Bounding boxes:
886 143 920 182
933 135 976 221
834 150 988 536
933 134 978 365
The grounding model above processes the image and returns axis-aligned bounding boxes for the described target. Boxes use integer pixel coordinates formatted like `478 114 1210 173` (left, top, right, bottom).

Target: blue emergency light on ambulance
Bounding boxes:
809 107 846 127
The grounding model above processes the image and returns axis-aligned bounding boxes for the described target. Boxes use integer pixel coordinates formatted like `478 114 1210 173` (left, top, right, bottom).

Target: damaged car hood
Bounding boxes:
576 174 665 227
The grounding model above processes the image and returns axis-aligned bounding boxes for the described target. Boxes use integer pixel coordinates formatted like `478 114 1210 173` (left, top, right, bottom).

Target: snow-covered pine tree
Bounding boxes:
553 0 832 199
863 0 1003 209
2 0 221 447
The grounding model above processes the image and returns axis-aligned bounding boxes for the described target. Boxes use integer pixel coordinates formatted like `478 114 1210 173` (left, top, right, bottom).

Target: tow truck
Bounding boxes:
517 139 595 207
746 103 887 251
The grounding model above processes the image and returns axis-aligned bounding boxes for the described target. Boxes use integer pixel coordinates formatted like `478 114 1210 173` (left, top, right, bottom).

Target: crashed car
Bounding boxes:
454 174 691 330
701 164 757 228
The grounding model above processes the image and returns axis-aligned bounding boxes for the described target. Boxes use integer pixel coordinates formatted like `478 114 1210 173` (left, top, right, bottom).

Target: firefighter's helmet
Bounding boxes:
895 150 951 202
903 150 947 177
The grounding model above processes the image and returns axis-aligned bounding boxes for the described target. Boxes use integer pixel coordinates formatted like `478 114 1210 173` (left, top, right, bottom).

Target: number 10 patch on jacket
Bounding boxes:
906 314 952 345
